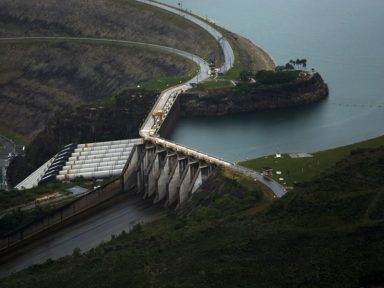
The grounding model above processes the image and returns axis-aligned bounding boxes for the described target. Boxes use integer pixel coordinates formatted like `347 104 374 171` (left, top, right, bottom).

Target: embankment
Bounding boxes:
180 72 328 116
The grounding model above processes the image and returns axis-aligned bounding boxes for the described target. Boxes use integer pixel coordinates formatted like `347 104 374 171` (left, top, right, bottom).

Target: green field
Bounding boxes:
240 135 384 186
134 75 193 90
195 79 234 89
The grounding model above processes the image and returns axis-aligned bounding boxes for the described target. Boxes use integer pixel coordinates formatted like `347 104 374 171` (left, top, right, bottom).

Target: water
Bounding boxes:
162 0 384 161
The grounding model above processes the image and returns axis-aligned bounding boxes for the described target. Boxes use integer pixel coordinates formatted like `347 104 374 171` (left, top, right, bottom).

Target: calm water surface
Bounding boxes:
162 0 384 161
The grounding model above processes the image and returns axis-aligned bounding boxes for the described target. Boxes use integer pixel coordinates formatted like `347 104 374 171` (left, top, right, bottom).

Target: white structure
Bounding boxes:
56 139 143 181
15 156 56 190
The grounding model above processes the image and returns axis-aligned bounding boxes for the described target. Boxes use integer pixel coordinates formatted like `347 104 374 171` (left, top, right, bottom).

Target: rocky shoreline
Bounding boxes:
179 72 328 117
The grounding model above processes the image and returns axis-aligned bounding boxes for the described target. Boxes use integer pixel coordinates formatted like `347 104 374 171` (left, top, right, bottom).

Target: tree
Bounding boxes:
285 63 295 70
295 58 301 69
302 59 307 70
275 65 286 72
239 70 252 81
289 59 295 69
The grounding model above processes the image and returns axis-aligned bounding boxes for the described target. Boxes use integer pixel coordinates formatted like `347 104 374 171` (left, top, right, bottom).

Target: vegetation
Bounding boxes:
275 58 308 71
195 79 234 89
0 126 27 145
235 58 308 87
240 134 384 186
0 41 194 140
255 70 301 85
0 180 93 213
0 201 71 237
134 75 194 91
0 0 222 64
183 21 275 90
1 146 384 287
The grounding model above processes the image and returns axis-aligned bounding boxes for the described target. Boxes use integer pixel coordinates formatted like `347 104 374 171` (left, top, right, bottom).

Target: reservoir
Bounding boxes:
163 0 384 161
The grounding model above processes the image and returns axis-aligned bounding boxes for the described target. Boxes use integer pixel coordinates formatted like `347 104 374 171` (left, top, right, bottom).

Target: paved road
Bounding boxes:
137 0 234 72
0 194 165 278
230 165 286 198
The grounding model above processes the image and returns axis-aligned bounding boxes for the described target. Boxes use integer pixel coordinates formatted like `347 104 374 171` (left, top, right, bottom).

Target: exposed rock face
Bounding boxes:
180 73 329 117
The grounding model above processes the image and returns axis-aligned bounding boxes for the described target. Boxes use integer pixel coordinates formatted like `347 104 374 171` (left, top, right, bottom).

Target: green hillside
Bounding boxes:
1 145 383 287
240 135 384 186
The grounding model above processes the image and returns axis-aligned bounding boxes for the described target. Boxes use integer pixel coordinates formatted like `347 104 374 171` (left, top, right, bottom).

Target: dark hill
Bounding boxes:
2 146 384 287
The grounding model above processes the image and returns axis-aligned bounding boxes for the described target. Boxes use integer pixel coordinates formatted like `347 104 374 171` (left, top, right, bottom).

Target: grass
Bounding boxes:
240 134 384 187
255 70 301 85
133 75 193 91
195 79 233 89
0 198 76 237
0 180 94 213
0 125 28 145
223 169 275 214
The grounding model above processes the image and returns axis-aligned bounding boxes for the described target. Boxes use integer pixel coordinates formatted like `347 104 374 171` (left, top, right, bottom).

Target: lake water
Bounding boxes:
161 0 384 161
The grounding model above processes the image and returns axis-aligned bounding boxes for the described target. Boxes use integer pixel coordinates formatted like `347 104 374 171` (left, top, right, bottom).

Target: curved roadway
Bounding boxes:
138 0 234 72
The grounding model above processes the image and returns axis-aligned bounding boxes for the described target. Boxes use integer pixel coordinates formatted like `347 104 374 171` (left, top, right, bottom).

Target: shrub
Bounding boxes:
255 70 300 85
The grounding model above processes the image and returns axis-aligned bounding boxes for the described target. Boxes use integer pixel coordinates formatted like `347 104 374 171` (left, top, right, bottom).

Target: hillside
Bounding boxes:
7 88 157 186
1 146 383 287
0 41 193 139
0 0 224 142
0 0 222 64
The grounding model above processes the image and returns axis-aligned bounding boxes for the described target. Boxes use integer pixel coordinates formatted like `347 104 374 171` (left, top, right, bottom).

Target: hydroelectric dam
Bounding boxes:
0 0 286 274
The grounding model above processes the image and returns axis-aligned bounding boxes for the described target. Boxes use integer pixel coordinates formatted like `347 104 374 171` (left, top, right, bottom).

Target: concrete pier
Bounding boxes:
128 142 215 207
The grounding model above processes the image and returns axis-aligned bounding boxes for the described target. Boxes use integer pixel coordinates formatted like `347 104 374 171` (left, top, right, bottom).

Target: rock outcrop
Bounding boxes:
180 72 328 116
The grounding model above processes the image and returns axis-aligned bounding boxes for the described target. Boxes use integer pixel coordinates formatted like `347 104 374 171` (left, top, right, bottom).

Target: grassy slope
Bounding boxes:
0 0 222 64
240 135 384 186
0 41 194 140
1 146 384 287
